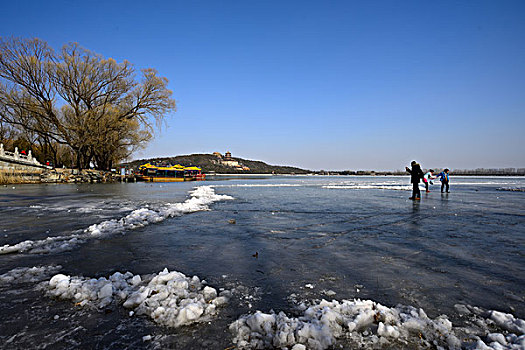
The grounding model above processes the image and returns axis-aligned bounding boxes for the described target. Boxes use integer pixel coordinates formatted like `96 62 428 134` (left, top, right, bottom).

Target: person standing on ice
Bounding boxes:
423 169 436 193
406 161 424 200
438 168 450 193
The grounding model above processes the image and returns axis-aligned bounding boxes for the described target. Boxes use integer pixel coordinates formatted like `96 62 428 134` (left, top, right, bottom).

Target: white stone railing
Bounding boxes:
0 143 51 168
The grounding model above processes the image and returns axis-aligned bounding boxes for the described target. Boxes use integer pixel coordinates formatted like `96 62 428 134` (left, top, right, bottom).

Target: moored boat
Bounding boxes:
135 163 205 182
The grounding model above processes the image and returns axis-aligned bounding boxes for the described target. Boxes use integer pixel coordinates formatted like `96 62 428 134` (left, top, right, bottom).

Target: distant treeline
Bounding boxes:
447 168 525 176
123 154 524 176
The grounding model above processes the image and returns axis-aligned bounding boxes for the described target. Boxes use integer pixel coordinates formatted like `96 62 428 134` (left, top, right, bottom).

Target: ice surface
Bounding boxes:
322 184 412 190
28 202 134 214
213 184 303 187
0 186 233 255
2 177 524 349
47 267 230 327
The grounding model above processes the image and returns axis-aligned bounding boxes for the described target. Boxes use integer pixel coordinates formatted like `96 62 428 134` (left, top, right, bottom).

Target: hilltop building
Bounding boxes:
214 151 250 171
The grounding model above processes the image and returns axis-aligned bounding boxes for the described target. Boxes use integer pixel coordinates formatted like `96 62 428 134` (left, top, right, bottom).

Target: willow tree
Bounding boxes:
0 37 176 169
90 112 152 170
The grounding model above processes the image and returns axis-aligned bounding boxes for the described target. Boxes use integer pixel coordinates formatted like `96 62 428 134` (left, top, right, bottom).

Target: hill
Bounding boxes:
123 154 310 174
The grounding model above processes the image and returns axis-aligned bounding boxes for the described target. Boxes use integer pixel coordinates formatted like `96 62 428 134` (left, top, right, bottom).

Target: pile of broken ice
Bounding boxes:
48 268 230 327
1 264 523 349
230 299 525 350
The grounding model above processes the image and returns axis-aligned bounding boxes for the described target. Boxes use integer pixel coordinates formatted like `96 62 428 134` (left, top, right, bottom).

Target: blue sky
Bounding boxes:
1 0 524 170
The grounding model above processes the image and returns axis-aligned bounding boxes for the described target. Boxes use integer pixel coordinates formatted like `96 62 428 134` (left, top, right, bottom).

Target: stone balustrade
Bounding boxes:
0 143 51 169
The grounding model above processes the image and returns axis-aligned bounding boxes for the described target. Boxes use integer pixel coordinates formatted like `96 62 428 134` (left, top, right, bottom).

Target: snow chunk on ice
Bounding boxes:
46 267 230 328
0 265 62 284
230 299 463 350
489 310 525 334
231 299 525 350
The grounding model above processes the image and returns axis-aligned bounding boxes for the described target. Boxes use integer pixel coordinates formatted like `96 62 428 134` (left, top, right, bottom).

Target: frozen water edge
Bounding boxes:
0 186 233 255
230 300 525 349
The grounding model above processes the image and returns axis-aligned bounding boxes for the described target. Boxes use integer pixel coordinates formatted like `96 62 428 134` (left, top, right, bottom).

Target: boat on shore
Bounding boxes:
135 163 205 182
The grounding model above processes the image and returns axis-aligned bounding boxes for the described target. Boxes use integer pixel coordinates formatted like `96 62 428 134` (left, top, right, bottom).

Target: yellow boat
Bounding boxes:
135 163 205 182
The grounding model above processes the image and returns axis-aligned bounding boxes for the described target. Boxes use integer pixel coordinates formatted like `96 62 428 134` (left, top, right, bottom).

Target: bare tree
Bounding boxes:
0 120 18 146
0 37 176 169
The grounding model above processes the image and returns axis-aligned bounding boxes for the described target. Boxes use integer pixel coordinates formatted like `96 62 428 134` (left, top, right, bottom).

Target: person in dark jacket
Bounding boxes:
405 161 424 200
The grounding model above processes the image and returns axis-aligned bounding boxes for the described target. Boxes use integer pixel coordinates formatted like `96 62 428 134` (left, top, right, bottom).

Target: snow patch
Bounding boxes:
497 187 525 192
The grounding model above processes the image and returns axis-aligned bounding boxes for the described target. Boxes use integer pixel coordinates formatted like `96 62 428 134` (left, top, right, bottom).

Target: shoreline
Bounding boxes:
0 168 121 185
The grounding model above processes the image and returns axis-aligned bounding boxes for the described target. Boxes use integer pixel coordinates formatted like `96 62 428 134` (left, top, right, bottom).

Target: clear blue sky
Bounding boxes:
2 0 524 170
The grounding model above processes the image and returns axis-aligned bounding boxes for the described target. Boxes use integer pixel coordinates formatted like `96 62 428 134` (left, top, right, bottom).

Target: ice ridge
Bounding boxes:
0 186 233 255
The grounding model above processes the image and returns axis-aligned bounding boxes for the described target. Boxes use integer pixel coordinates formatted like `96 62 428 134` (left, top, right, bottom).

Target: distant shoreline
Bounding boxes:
124 153 525 177
2 170 523 185
206 173 525 177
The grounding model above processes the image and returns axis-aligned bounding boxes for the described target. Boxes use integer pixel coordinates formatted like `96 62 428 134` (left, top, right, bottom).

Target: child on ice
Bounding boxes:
423 169 436 193
438 168 450 193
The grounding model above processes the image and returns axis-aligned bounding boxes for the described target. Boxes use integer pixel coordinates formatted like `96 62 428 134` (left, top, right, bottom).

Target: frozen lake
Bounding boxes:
0 176 524 349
